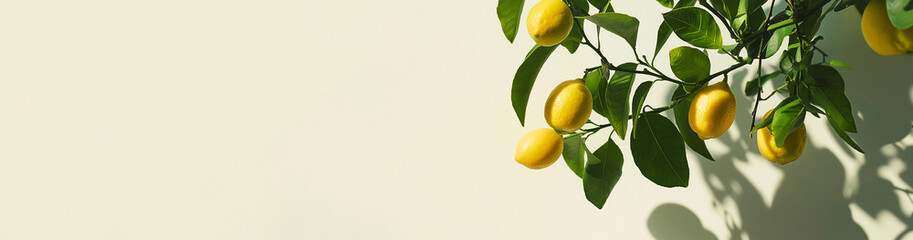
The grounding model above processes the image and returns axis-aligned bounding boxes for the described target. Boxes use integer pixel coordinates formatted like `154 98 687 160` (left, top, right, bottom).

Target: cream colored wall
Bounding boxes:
0 0 910 239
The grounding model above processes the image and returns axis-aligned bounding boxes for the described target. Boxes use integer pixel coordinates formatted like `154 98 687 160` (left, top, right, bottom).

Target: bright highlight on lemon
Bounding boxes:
757 110 807 165
861 0 913 56
688 81 737 140
545 79 593 133
526 0 574 47
515 128 564 169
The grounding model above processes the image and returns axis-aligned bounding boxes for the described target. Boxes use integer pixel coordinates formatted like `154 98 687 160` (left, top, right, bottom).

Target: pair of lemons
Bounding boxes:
515 79 592 169
691 83 807 165
862 0 913 56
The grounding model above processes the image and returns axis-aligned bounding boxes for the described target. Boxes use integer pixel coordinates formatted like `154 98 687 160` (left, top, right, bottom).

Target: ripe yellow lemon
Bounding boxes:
688 81 737 140
515 128 564 169
757 110 807 165
861 0 913 56
545 79 593 133
527 0 574 47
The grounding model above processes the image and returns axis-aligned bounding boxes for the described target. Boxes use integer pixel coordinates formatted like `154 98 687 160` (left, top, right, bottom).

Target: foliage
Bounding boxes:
496 0 890 209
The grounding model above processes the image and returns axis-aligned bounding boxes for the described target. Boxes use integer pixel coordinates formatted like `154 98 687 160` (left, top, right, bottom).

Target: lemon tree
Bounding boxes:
498 0 907 209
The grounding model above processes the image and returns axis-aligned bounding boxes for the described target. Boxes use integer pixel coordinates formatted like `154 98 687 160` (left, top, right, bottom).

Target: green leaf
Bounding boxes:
561 19 585 54
888 0 913 29
583 138 624 209
827 115 865 153
751 110 775 133
709 0 739 20
763 24 795 59
496 0 525 43
632 113 689 188
663 7 724 49
568 0 591 16
669 46 711 87
511 45 557 126
672 86 714 161
768 97 806 148
830 60 854 70
745 71 782 96
807 65 857 133
605 63 637 139
733 0 766 35
562 135 587 178
657 0 674 8
587 13 640 48
655 21 674 56
588 0 611 12
585 67 610 117
631 81 654 135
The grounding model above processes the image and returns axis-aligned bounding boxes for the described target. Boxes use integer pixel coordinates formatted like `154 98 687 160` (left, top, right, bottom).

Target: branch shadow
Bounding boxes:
647 9 913 240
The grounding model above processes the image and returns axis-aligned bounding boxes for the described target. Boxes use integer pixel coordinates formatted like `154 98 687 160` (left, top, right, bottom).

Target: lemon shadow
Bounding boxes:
648 203 719 240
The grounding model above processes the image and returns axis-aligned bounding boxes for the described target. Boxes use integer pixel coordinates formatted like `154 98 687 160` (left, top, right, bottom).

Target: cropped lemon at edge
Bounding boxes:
545 79 593 133
861 0 913 56
757 110 807 165
688 81 737 140
526 0 574 47
515 128 564 169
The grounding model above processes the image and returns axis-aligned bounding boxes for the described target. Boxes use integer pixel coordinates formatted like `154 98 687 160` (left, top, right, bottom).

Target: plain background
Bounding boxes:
0 0 911 239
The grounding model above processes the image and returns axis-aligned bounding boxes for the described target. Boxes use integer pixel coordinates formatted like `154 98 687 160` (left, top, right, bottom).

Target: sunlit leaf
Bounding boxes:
511 45 556 125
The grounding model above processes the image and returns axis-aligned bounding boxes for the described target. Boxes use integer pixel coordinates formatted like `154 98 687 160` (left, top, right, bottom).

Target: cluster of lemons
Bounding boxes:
861 0 913 56
514 0 808 171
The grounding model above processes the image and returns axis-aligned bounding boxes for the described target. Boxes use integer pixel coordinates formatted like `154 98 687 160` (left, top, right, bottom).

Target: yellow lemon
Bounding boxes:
757 110 807 165
545 79 593 133
861 0 913 56
688 81 737 140
527 0 574 47
515 128 564 169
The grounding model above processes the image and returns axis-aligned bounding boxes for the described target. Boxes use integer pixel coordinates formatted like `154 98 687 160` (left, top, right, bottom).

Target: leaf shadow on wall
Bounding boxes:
649 9 913 239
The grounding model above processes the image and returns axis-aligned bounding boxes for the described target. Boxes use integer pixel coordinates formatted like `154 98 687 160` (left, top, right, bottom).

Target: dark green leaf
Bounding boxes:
763 25 795 59
605 63 637 139
568 0 591 16
733 0 766 35
496 0 525 43
888 0 913 29
585 67 610 117
669 46 711 87
561 19 584 54
588 0 611 12
709 0 739 20
631 81 654 135
855 0 873 14
672 86 714 161
745 71 782 96
562 135 587 178
658 0 674 8
807 65 857 133
655 21 674 56
583 138 624 209
632 113 689 188
663 7 724 49
511 45 557 126
768 97 806 148
827 115 865 153
751 110 775 133
587 13 640 48
830 60 853 70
